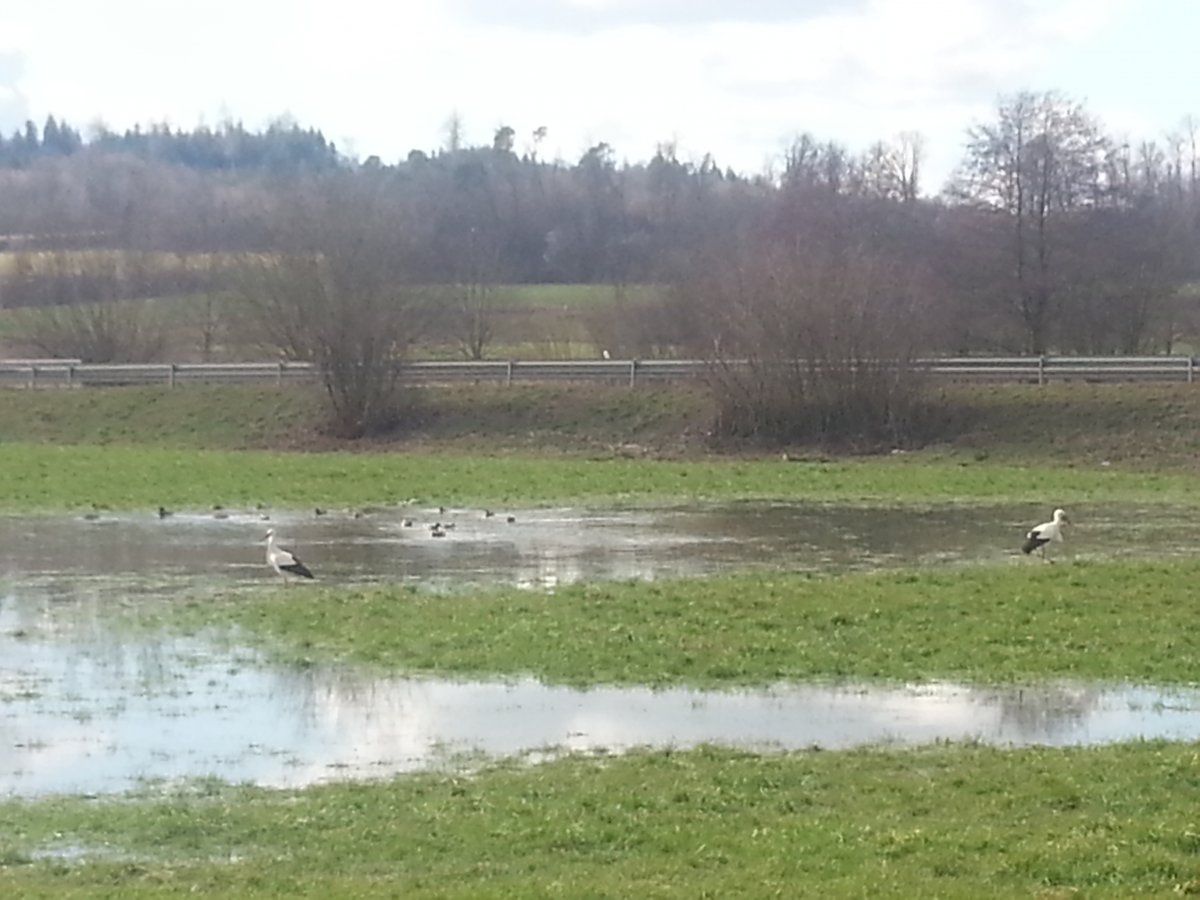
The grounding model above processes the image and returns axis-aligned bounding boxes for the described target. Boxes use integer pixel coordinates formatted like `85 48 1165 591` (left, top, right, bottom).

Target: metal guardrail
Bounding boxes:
1 356 1199 388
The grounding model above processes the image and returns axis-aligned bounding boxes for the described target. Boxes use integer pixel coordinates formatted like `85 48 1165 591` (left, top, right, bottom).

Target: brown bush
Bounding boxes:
677 238 943 449
234 175 436 438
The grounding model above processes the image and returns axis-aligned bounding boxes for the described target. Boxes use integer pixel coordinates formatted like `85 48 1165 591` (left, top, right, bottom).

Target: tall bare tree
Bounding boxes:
450 226 503 360
952 91 1109 353
858 133 924 202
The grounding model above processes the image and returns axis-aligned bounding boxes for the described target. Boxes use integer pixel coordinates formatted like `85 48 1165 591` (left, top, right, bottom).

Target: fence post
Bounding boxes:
1037 356 1046 386
277 361 285 387
629 359 638 388
28 365 36 389
506 360 514 387
168 364 176 388
1189 356 1195 385
67 364 75 388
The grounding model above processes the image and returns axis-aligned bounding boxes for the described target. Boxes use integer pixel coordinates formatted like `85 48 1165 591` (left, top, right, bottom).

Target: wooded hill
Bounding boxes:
2 93 1199 359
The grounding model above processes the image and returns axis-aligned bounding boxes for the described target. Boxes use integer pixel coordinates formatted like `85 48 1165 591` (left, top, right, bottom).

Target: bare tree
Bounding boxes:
237 174 435 437
450 228 503 360
1186 115 1200 195
952 91 1109 353
526 125 548 162
443 111 465 154
857 133 923 202
893 131 924 202
13 300 166 362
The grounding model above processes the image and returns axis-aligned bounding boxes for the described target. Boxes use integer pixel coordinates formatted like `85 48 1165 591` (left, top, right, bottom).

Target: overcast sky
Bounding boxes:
1 0 1197 191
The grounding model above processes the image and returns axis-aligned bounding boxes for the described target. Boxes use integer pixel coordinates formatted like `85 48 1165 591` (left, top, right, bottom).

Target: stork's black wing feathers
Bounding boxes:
1021 530 1049 554
280 560 315 579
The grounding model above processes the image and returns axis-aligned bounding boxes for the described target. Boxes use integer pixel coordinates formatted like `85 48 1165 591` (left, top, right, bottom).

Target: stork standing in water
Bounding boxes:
1021 508 1069 562
264 529 315 582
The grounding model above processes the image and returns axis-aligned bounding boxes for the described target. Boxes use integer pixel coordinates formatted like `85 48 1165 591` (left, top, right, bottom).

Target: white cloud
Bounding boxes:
446 0 864 32
0 0 1179 189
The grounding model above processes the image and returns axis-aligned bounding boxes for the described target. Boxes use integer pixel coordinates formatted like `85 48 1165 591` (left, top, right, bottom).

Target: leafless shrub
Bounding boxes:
450 280 495 359
11 298 165 362
5 251 167 361
677 239 942 448
235 175 437 438
580 283 705 359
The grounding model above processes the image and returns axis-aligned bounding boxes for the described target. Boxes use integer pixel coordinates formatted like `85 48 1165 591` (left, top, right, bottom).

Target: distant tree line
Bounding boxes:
0 115 339 172
3 93 1200 439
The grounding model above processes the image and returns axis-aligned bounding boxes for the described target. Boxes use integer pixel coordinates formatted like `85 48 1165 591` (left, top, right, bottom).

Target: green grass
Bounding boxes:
421 283 664 359
0 282 642 359
948 382 1200 469
422 338 606 361
11 381 1200 464
1 440 1197 513
2 743 1199 896
497 283 661 309
0 383 709 452
0 385 320 449
4 385 1200 512
146 559 1200 687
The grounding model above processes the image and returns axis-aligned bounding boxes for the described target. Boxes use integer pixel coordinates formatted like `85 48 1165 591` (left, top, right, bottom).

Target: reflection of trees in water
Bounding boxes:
0 588 187 697
283 665 381 722
989 685 1105 740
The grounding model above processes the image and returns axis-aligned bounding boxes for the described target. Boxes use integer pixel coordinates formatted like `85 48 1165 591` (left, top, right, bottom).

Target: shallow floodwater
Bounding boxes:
3 502 1200 797
2 501 1196 599
5 626 1200 797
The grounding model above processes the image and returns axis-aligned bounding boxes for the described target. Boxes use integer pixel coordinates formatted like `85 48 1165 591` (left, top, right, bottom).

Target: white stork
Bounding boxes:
1021 508 1069 562
264 529 315 581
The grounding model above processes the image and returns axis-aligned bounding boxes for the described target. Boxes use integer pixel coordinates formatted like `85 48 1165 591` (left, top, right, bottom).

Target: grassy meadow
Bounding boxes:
3 743 1200 897
0 279 636 361
151 558 1200 687
1 439 1197 513
4 380 1200 895
3 381 1200 513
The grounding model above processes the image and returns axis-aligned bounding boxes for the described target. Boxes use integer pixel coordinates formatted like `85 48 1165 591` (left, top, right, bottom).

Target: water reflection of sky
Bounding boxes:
4 626 1200 798
4 502 1200 797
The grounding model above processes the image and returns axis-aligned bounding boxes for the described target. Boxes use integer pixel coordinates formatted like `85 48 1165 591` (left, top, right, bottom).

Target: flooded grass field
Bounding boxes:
3 501 1200 797
3 499 1196 594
